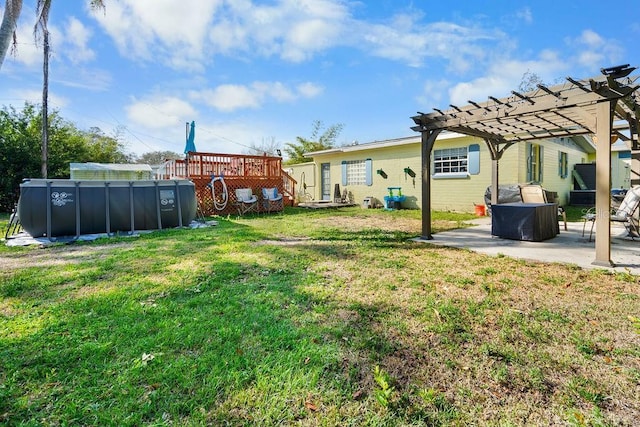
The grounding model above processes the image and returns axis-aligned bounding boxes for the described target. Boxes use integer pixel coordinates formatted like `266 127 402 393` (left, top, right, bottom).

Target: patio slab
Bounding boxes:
416 217 640 275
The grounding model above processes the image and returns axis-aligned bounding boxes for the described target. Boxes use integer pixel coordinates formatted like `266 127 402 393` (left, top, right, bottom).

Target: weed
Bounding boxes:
373 365 395 408
628 315 640 334
418 388 458 421
566 377 609 407
476 267 499 276
566 407 611 427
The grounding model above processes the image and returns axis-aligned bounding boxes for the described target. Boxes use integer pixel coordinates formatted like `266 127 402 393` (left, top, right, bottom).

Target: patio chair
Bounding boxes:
261 187 283 213
581 186 640 241
519 184 567 231
235 188 258 215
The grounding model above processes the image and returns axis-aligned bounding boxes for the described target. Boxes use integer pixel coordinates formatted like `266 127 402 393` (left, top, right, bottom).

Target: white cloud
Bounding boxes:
563 30 624 70
5 8 41 67
297 82 323 98
63 17 95 64
207 0 349 62
87 0 508 71
126 96 197 129
359 17 504 70
195 84 259 112
11 88 69 109
190 81 322 112
416 79 450 107
446 54 567 106
516 7 533 24
90 0 221 66
52 67 112 91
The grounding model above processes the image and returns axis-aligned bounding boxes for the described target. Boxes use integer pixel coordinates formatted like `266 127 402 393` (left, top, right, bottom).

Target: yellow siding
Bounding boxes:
285 162 317 201
306 134 599 212
611 153 630 190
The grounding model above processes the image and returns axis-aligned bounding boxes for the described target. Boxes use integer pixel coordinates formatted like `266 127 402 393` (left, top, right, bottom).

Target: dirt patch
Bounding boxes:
0 243 127 273
310 215 422 232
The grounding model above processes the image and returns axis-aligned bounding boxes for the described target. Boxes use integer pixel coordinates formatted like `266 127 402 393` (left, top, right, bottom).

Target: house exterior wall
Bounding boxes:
285 162 317 202
303 133 600 212
581 146 631 191
514 138 591 206
612 151 631 190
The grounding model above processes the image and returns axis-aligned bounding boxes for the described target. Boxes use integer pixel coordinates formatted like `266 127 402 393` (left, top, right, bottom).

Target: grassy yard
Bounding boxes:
1 207 639 426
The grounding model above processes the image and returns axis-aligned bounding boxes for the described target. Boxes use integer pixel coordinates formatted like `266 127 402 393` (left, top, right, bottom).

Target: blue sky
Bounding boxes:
1 0 639 157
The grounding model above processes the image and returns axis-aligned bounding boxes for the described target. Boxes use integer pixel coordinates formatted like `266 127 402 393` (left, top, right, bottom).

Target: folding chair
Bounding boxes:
261 187 283 213
519 184 567 231
582 186 640 241
234 188 258 215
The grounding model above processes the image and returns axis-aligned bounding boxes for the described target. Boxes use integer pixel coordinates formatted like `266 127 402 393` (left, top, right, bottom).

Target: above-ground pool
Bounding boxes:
18 179 197 238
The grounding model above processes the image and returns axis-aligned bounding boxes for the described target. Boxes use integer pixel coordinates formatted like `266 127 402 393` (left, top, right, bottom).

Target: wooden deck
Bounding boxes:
158 152 296 216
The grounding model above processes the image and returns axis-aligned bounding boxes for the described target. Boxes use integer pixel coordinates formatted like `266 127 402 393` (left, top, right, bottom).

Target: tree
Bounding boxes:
518 70 545 93
0 103 131 212
0 0 22 68
245 136 281 157
136 151 182 165
83 127 131 163
31 1 105 177
283 120 344 164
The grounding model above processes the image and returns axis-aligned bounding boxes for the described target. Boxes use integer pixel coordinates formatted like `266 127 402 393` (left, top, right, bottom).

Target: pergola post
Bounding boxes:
410 66 638 266
483 138 512 207
420 129 441 240
491 158 499 207
593 100 615 266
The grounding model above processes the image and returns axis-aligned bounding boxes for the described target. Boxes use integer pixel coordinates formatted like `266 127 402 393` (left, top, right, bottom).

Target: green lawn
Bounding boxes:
1 207 638 426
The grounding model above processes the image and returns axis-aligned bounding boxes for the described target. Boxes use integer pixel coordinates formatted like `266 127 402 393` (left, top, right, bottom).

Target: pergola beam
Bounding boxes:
412 65 640 267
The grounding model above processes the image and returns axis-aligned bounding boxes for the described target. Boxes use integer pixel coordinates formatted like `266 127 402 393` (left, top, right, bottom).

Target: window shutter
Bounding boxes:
558 152 562 177
468 144 480 175
365 158 372 186
539 145 544 182
341 161 347 186
526 143 532 182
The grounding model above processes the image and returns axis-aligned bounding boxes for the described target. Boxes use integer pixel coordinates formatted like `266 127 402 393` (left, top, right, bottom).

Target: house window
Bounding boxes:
527 143 543 182
558 152 568 178
433 147 468 175
344 160 366 185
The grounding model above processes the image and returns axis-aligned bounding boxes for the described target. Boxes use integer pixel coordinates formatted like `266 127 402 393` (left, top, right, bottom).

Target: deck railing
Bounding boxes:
157 152 297 215
160 152 284 179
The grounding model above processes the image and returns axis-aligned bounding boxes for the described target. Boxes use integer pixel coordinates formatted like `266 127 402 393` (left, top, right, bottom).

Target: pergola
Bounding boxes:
411 64 640 267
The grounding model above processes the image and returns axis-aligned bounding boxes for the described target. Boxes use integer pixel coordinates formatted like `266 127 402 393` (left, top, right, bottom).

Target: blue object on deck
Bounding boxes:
184 121 196 154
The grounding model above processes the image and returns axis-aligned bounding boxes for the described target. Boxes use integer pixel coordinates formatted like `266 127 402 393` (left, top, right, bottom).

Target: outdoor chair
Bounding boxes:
581 186 640 241
261 187 283 213
519 184 567 231
234 188 258 215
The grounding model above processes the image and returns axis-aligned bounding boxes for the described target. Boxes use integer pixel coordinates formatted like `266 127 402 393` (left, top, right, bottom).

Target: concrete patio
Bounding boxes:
420 217 640 275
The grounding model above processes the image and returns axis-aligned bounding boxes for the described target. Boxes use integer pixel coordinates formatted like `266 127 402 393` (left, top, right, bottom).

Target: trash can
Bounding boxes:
363 197 373 209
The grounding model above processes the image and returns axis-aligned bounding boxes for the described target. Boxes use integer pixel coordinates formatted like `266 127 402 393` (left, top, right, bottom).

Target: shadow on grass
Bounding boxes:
0 256 348 425
0 214 463 425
